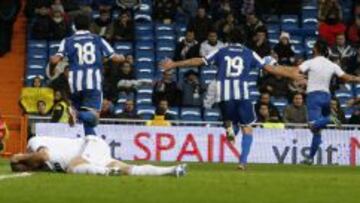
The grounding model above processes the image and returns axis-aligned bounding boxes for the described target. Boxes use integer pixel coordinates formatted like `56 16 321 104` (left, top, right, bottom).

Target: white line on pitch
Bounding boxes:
0 172 32 181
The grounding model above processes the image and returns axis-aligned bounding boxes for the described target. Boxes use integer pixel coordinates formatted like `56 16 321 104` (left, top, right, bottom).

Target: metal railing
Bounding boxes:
27 115 360 130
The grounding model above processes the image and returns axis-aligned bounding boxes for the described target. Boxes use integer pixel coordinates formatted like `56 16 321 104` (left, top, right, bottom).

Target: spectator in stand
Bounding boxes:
51 90 70 123
112 11 134 42
210 0 233 22
90 9 113 42
99 99 115 118
273 32 295 65
125 54 134 65
199 30 225 57
283 93 307 124
115 0 141 13
32 76 43 88
152 71 181 107
36 100 49 116
173 30 199 60
0 0 20 57
180 70 206 107
187 7 212 43
117 99 141 119
349 105 360 124
24 0 52 19
153 0 179 23
241 0 255 16
347 4 360 45
152 99 175 120
243 13 265 43
49 66 71 97
329 33 356 73
31 6 52 39
115 61 137 97
259 74 290 98
249 26 271 57
49 7 71 40
217 12 238 42
257 104 281 123
180 0 198 18
351 45 360 75
318 0 342 22
255 92 281 121
330 98 346 124
318 12 346 46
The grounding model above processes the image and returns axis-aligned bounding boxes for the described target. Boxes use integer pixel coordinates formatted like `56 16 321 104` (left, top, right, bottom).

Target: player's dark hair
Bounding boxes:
314 39 329 57
228 27 245 44
74 14 90 30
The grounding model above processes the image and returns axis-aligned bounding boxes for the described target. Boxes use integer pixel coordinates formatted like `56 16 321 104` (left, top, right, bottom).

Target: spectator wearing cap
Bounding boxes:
273 32 295 65
180 70 206 107
199 30 225 57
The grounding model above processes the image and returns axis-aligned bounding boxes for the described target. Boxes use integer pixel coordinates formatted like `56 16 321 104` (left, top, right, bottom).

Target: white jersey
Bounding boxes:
27 136 85 171
299 56 345 94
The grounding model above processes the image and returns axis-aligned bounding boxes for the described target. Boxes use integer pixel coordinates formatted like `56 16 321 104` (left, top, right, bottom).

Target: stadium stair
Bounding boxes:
0 1 27 156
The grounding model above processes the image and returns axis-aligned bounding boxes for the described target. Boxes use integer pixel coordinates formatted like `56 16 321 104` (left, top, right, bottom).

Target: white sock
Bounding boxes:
129 165 176 176
69 164 109 175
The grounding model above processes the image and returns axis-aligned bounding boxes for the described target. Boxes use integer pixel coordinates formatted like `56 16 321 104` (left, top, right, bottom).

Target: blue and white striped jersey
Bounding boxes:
202 44 265 102
56 30 115 93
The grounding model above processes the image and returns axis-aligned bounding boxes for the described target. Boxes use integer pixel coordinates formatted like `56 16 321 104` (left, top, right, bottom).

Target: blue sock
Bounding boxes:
84 125 96 136
309 133 322 159
313 117 331 130
78 111 98 136
239 134 253 164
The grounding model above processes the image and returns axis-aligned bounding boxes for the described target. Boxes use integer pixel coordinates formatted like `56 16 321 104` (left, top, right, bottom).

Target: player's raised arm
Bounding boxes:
160 57 205 71
264 64 304 81
49 39 66 77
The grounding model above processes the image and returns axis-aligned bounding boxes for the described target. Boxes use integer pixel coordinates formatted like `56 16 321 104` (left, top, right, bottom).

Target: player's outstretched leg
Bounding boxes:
238 126 253 170
78 109 99 136
128 164 187 177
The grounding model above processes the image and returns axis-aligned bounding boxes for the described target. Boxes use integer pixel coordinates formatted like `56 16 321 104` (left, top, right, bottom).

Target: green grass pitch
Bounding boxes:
1 159 360 203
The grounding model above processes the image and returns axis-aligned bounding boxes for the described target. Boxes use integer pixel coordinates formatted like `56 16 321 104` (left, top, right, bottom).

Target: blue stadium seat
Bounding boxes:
135 61 155 71
304 36 317 56
136 68 154 80
137 106 155 120
204 108 221 122
137 87 153 96
281 15 299 33
290 35 303 45
264 15 280 24
335 87 353 108
117 93 134 104
302 18 318 31
155 23 175 37
272 97 288 114
28 40 48 60
114 42 133 55
136 94 152 106
156 51 174 62
167 107 179 120
135 23 153 31
156 35 176 42
267 24 281 34
136 41 154 51
139 3 152 14
344 107 353 120
181 107 202 121
134 13 152 22
135 50 155 61
25 74 45 86
114 104 124 115
292 44 305 56
178 68 198 82
48 41 61 56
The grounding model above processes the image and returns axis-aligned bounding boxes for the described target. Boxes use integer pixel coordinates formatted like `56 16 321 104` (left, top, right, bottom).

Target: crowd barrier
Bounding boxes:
30 116 360 166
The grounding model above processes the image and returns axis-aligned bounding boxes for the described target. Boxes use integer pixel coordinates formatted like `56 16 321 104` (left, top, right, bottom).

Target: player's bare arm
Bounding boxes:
339 74 360 83
49 55 63 77
160 58 205 71
263 65 304 82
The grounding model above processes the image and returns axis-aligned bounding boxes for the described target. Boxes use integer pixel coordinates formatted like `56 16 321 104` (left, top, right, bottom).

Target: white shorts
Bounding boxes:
80 136 113 167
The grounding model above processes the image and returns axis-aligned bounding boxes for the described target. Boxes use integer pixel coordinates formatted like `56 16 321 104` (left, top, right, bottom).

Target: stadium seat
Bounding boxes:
136 94 152 106
137 106 155 120
136 41 154 51
335 87 353 108
136 68 154 80
267 24 281 34
344 107 353 120
167 107 179 120
134 13 152 22
135 61 155 71
203 108 221 122
48 41 61 56
135 50 155 61
291 44 305 56
180 107 202 121
114 42 133 55
281 15 300 33
137 87 153 97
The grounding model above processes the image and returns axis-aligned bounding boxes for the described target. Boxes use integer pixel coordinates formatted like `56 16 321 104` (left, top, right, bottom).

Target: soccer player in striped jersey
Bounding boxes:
49 14 125 136
161 28 303 170
297 40 360 165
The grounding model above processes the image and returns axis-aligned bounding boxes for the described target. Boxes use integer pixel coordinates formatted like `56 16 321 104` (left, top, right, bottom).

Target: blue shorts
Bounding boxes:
306 91 331 122
219 100 256 125
71 90 102 111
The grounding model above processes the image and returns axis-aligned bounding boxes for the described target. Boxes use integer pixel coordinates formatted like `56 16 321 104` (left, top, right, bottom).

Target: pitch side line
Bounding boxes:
0 172 32 181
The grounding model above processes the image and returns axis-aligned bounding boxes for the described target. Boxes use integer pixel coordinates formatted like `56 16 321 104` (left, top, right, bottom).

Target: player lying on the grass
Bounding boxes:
160 28 303 170
9 136 186 177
